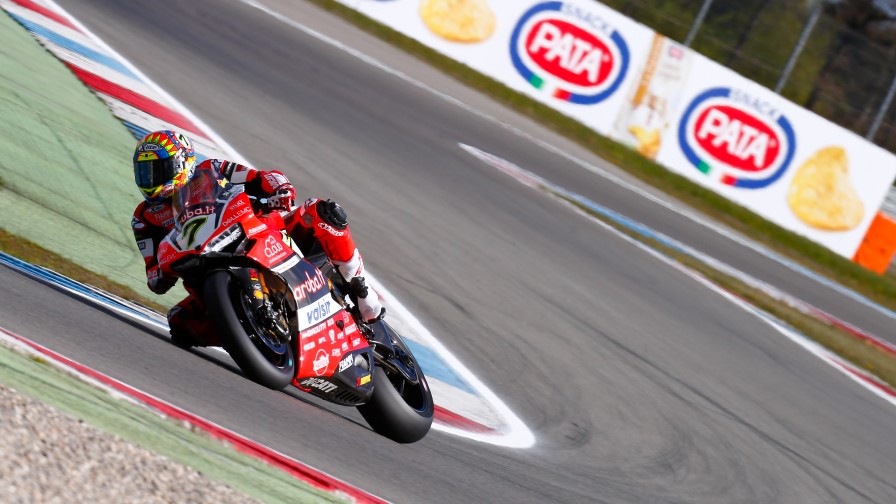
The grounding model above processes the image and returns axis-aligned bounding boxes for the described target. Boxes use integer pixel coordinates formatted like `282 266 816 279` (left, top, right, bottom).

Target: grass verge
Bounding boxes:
0 335 350 503
565 197 896 389
304 0 896 311
0 228 167 314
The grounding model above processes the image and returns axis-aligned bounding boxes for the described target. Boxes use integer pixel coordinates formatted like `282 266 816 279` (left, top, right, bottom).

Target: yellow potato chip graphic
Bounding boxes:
629 126 662 160
420 0 496 43
787 146 865 231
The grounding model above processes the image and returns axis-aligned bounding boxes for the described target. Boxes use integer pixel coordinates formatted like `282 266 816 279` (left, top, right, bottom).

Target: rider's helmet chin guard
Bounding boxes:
133 130 197 203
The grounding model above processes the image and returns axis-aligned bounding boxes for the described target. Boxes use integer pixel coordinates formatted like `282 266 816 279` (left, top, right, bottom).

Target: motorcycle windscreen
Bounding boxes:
170 168 235 250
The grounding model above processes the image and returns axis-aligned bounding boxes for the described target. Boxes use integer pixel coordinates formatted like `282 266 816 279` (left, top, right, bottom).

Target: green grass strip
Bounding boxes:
0 340 349 503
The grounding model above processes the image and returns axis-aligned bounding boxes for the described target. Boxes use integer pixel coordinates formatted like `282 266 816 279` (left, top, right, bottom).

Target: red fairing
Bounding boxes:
294 310 367 385
156 240 183 277
246 230 293 269
217 193 255 229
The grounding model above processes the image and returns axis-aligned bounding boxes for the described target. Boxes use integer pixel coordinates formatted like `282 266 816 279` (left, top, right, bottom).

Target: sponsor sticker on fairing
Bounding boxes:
263 235 284 258
678 87 796 189
271 256 299 274
337 354 353 372
300 377 337 393
510 1 630 105
298 295 338 329
312 349 330 376
292 269 327 301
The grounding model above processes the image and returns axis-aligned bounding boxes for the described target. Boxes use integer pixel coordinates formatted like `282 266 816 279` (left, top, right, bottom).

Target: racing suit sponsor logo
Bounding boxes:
131 217 146 230
318 222 345 236
510 2 630 105
137 239 153 258
303 341 316 351
312 349 330 376
264 172 288 188
332 348 341 358
678 87 795 189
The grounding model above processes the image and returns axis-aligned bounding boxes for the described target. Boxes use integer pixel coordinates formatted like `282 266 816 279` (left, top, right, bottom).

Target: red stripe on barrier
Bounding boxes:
829 357 896 399
434 405 494 433
63 63 209 140
0 327 387 504
806 307 896 357
9 0 79 31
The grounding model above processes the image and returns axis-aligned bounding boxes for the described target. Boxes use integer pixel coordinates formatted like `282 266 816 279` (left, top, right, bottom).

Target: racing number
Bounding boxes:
182 217 207 250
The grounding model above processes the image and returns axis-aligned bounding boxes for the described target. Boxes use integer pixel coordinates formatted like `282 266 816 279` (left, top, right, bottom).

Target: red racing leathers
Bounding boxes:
131 159 374 346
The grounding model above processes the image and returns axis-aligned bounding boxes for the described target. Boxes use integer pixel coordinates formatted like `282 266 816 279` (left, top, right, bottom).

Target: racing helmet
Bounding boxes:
133 130 197 202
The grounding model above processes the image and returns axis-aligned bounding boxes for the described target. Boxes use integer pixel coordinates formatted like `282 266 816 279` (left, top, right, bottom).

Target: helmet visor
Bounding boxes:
135 157 180 189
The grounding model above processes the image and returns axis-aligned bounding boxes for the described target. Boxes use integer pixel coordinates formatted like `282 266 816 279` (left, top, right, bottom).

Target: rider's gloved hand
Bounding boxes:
147 266 176 294
259 170 295 212
348 277 385 322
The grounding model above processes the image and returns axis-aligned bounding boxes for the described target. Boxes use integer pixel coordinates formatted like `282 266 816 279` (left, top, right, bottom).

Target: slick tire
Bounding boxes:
204 270 295 390
357 366 434 444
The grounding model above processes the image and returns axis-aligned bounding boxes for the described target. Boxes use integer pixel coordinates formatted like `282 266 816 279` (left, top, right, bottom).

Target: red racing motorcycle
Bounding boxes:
156 167 433 443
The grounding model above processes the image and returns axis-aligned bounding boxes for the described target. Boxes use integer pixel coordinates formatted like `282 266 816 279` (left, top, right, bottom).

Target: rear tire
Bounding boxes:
203 270 295 389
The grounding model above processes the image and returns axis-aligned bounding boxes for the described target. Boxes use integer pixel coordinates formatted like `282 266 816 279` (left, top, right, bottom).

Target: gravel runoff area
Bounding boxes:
0 384 259 504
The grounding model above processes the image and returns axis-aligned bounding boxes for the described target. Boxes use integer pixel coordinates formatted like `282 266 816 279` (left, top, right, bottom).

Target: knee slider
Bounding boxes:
317 200 348 230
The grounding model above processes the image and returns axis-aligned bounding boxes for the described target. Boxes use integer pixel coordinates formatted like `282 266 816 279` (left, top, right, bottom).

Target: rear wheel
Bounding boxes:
357 326 433 443
203 270 295 389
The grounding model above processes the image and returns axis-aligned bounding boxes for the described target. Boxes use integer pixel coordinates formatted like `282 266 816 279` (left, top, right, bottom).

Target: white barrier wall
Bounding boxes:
337 0 896 259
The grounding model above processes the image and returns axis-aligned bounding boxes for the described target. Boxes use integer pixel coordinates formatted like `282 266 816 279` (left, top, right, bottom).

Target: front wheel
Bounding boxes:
357 328 433 443
203 270 295 389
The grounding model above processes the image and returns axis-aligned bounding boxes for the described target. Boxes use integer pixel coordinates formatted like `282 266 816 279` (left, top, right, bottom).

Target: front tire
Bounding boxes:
203 270 295 389
357 331 433 443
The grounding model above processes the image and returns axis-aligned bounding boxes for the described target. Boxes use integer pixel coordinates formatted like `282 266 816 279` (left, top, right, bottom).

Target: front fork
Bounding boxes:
232 268 290 342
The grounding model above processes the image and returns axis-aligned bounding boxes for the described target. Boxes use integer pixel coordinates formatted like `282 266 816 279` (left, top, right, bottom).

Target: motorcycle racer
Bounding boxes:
131 129 384 347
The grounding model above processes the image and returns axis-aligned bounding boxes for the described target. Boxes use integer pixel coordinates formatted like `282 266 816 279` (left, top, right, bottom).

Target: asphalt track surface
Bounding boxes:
2 1 894 502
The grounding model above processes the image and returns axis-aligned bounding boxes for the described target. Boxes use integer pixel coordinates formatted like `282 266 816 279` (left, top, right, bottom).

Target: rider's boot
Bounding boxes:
333 249 384 322
168 296 220 347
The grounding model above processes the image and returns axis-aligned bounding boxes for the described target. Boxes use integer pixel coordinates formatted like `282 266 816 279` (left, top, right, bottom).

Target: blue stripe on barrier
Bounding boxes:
404 339 474 394
9 14 140 80
0 252 160 327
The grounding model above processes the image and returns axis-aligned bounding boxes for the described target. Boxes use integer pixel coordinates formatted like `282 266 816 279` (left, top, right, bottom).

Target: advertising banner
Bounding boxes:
340 0 655 136
332 0 896 259
653 53 896 258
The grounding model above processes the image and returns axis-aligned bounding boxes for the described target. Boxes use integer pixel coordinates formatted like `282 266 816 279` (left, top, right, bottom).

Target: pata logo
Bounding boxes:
678 87 795 189
510 1 629 104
